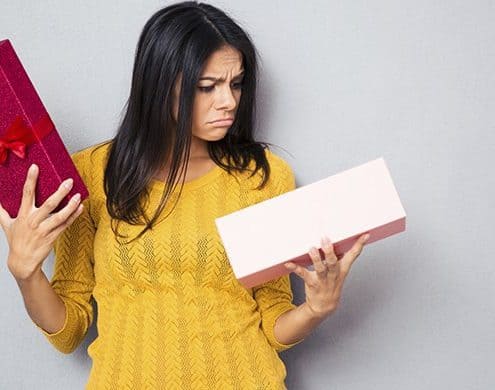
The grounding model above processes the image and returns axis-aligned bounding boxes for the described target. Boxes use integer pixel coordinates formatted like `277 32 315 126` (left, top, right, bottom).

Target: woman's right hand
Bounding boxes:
0 163 84 281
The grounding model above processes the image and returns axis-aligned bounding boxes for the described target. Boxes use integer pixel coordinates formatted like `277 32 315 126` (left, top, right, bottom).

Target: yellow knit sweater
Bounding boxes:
34 142 304 389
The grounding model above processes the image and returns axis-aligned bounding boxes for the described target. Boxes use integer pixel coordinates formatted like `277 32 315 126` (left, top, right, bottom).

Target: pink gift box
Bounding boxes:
215 157 406 289
0 39 88 218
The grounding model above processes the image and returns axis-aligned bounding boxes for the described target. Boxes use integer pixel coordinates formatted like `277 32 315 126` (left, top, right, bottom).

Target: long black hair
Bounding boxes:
94 1 277 244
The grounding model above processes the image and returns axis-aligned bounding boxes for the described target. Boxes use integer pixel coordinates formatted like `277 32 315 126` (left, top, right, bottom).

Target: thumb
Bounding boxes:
0 202 13 232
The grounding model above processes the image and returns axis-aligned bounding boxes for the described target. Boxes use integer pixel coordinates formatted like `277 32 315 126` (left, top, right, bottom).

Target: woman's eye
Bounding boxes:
198 85 214 92
197 82 243 93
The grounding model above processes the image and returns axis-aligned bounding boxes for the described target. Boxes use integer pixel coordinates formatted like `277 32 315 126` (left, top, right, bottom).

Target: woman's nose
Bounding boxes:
215 86 237 111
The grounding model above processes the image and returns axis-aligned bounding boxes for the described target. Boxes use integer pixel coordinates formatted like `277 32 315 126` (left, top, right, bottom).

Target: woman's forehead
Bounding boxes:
201 47 243 77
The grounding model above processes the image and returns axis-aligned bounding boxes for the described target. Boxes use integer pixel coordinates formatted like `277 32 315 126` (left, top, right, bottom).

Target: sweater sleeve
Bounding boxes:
33 150 96 354
253 150 305 352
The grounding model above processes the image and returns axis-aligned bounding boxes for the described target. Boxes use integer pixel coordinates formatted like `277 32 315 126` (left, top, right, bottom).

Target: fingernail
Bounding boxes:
64 178 73 188
363 234 370 241
285 263 295 269
71 193 81 202
30 164 37 172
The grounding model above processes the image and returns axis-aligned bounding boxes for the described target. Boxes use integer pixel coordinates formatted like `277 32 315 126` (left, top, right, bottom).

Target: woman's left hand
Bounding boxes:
284 233 370 319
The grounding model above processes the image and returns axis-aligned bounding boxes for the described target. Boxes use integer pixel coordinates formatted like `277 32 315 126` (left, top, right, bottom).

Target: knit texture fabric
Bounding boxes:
33 142 304 389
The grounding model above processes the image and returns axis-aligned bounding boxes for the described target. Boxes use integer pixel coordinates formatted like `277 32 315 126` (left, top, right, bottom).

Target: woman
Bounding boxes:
1 2 369 389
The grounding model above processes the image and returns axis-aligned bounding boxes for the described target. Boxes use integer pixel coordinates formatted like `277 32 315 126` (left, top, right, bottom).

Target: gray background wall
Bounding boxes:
1 1 494 389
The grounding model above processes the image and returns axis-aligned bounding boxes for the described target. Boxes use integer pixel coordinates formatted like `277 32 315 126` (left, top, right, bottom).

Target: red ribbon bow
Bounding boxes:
0 114 54 165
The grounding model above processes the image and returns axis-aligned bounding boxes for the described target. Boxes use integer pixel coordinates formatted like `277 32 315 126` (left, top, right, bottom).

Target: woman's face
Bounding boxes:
172 45 244 155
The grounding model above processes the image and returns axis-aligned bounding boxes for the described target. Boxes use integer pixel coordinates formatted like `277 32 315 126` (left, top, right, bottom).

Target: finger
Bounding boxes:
18 164 38 215
321 236 341 279
340 233 370 273
321 236 338 266
34 178 74 225
284 262 312 284
308 246 328 278
0 201 13 231
45 203 84 242
40 194 82 233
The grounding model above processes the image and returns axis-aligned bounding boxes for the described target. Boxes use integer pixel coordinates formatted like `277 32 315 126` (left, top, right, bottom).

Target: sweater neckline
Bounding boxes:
149 161 224 192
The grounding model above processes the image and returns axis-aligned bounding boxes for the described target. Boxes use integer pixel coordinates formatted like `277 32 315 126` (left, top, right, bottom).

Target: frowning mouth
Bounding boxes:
210 117 234 123
210 118 234 127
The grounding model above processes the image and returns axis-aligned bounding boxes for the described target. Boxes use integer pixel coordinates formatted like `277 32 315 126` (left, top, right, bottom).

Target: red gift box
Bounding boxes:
0 39 88 218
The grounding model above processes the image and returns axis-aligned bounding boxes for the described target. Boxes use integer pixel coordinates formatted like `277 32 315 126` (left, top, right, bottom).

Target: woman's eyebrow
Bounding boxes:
199 70 245 82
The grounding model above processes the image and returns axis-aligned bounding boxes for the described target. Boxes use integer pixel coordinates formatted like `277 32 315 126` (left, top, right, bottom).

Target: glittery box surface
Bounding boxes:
215 157 407 288
0 39 88 218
